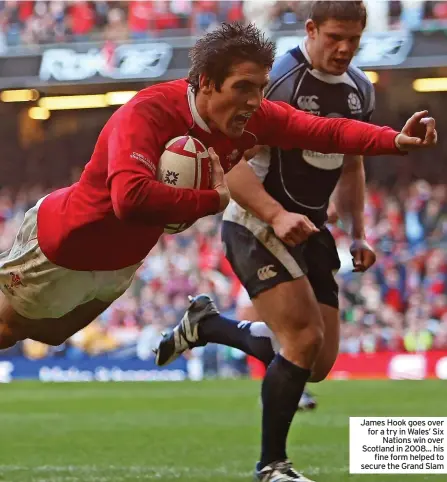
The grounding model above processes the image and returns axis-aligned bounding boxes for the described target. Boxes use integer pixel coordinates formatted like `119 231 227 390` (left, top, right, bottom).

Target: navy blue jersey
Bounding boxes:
246 40 375 227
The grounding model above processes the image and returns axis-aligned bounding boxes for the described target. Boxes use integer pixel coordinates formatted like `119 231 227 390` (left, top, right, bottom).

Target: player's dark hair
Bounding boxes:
309 1 367 29
188 22 276 93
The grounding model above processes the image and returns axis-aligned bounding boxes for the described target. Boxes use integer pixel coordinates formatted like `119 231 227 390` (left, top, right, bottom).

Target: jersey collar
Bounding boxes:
187 84 211 133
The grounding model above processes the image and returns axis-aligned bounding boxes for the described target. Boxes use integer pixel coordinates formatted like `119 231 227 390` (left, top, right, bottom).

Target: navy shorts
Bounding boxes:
222 220 341 309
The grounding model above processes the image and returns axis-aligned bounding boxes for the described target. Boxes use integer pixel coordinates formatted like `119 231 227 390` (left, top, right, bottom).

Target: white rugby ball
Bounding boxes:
157 135 211 234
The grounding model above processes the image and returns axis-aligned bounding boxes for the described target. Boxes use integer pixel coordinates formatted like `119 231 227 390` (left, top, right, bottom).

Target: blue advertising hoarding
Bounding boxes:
0 356 188 383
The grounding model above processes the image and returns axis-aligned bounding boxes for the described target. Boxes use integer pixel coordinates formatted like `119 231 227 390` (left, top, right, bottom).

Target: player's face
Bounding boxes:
306 19 364 75
203 61 270 138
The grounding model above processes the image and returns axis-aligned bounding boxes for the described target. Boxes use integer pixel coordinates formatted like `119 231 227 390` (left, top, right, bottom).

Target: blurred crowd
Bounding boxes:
1 1 447 48
0 0 244 46
0 178 446 361
332 180 447 355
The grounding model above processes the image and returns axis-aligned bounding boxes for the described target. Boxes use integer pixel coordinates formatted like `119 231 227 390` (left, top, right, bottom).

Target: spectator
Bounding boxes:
1 0 22 46
104 7 128 42
152 0 180 32
171 0 193 30
68 0 95 42
128 0 152 39
192 0 218 34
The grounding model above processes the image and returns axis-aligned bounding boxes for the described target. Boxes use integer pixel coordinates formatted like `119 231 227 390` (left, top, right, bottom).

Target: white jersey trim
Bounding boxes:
223 203 304 278
187 85 211 133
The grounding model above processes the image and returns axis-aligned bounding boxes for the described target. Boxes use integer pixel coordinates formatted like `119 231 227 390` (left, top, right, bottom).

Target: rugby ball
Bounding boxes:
157 135 211 234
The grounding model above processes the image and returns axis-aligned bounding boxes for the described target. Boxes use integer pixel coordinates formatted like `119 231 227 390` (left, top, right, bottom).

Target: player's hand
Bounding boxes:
350 239 376 272
208 147 230 212
326 202 339 224
271 210 319 247
395 111 437 151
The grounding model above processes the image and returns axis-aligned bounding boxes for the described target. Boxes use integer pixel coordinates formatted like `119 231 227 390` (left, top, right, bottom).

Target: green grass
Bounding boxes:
0 379 445 481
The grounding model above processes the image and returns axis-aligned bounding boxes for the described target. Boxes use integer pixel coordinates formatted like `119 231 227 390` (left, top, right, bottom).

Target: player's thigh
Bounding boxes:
26 298 113 345
237 303 259 322
304 227 341 310
252 277 322 345
222 220 323 353
310 303 340 383
303 228 341 380
236 288 260 321
0 290 111 346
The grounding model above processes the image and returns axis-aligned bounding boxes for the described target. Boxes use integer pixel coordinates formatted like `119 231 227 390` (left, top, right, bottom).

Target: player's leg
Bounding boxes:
250 278 323 475
222 219 321 479
0 289 111 348
309 303 340 382
155 293 277 366
156 288 340 384
303 227 342 383
155 219 292 366
0 198 129 351
155 220 320 480
236 288 317 410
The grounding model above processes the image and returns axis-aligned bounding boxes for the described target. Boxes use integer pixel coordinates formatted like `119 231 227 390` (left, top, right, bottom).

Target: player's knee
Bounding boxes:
280 316 325 366
299 323 324 357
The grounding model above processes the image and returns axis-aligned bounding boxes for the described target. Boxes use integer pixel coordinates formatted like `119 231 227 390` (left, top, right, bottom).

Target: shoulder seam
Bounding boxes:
266 62 306 100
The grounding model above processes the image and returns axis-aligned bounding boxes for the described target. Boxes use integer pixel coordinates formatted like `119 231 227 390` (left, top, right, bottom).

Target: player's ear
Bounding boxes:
305 19 317 39
199 74 213 95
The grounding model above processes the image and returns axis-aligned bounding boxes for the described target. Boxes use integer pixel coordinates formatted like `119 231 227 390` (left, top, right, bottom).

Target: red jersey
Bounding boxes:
37 79 400 271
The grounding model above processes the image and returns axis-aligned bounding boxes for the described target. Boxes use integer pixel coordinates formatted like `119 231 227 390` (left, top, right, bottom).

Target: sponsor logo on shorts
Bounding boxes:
3 272 24 296
257 265 277 281
131 152 156 175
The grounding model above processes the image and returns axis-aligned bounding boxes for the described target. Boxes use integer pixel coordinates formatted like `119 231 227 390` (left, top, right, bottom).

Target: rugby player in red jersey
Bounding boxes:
0 23 436 361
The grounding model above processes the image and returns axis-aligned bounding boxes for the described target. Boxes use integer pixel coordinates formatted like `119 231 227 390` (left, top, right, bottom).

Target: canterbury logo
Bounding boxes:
257 265 277 281
297 95 319 111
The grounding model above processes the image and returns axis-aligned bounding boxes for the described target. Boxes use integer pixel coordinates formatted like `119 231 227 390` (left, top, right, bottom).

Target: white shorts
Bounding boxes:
0 199 142 319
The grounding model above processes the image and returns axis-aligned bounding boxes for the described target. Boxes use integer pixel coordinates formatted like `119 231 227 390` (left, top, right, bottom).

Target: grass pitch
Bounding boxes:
0 379 445 481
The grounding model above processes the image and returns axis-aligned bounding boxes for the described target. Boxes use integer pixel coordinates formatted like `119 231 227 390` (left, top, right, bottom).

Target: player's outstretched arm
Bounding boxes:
331 155 376 273
258 100 437 157
331 155 365 240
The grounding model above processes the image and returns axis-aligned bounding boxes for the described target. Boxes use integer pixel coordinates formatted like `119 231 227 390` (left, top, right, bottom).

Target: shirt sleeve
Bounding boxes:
254 99 401 156
106 94 220 225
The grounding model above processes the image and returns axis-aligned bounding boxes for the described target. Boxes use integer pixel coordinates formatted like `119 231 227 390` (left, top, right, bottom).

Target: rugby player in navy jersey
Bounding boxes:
154 6 437 481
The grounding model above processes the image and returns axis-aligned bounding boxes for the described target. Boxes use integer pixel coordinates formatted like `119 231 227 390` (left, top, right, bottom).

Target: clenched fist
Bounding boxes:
271 210 319 247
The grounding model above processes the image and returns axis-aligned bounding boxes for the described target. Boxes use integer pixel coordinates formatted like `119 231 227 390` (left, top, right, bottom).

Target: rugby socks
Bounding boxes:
198 315 276 366
260 354 311 467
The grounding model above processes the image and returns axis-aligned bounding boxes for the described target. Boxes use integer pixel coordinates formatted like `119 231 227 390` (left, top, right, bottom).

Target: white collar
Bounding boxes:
187 84 211 133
